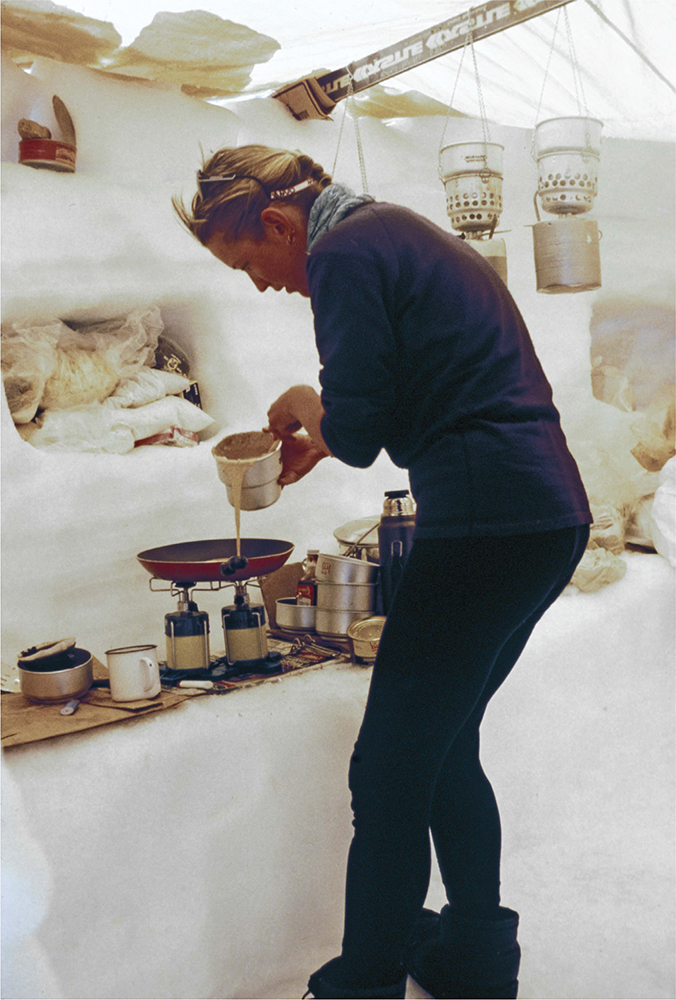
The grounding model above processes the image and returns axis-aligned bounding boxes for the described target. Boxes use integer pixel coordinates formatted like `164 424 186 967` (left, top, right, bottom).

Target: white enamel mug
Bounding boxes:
105 644 161 702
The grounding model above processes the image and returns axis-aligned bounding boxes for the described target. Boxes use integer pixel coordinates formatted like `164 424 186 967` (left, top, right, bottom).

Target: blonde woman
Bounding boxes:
174 145 591 1000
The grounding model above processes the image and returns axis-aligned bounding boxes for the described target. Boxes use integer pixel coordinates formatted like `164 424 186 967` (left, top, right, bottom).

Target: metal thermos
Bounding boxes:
377 490 416 614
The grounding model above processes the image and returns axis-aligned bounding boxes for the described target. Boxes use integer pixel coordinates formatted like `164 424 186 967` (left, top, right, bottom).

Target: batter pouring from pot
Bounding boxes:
173 145 592 1000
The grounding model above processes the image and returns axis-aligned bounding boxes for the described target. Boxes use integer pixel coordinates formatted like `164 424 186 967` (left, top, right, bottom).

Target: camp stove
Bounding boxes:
137 538 294 680
148 575 282 680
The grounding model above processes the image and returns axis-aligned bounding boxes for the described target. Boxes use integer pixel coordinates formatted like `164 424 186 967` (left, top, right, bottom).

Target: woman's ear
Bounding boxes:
260 206 293 240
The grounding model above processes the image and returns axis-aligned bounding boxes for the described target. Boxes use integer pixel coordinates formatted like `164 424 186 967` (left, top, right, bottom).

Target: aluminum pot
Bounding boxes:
333 517 380 563
316 552 379 584
439 141 504 178
316 581 377 612
19 650 93 704
315 607 373 638
212 432 283 511
275 598 317 633
533 117 603 157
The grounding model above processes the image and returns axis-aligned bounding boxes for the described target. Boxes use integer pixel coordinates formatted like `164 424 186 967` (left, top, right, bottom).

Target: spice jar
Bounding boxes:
296 550 319 605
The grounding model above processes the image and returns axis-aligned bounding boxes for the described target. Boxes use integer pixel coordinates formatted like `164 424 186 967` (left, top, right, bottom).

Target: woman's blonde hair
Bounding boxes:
172 144 333 246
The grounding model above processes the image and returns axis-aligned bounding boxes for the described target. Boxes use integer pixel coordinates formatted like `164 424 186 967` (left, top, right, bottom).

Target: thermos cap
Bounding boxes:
382 489 416 518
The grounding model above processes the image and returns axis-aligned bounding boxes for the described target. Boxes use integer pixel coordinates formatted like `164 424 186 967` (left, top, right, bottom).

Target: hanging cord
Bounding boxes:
531 4 592 159
533 5 562 138
438 27 472 168
332 71 369 195
563 4 590 118
469 29 491 144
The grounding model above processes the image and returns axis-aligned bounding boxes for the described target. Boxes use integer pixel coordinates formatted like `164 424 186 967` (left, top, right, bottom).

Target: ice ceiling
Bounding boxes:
1 0 674 138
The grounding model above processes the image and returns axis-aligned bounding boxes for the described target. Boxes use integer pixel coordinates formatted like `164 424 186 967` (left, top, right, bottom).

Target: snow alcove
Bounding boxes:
1 25 674 1000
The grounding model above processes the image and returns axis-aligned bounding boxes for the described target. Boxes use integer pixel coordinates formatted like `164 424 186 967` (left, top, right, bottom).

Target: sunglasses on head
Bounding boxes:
196 171 312 201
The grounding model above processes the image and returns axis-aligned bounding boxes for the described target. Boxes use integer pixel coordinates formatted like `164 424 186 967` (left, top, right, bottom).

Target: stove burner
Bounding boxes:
150 576 282 679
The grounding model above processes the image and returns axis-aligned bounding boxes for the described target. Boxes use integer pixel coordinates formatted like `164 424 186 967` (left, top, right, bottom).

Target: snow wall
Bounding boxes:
1 53 674 665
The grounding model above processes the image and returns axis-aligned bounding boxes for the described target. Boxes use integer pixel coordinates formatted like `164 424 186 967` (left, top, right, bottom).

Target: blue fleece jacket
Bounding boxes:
306 201 592 539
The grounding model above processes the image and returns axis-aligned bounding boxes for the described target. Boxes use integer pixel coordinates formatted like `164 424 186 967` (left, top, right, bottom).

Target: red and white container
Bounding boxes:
19 138 76 173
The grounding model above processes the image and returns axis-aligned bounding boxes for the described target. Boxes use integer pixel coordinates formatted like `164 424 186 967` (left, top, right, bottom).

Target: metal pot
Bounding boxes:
316 552 379 585
19 649 93 703
316 581 377 612
315 607 373 638
333 517 380 562
275 598 317 633
212 432 283 511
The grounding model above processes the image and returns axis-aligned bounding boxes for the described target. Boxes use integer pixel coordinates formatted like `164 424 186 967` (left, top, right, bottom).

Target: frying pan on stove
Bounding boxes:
137 538 294 583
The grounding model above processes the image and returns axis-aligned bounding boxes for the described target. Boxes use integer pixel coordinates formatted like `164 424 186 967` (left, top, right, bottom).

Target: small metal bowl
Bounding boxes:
347 617 386 664
275 598 317 633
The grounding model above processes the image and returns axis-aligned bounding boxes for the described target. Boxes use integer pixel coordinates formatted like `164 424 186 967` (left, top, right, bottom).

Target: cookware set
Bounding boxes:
17 427 417 701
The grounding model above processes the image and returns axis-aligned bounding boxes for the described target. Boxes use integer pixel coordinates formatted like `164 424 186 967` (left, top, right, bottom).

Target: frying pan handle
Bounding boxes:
220 556 249 577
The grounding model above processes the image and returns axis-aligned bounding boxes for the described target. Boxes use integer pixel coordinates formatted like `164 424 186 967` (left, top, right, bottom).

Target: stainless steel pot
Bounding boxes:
333 517 380 563
315 607 373 638
212 432 283 511
316 552 379 585
316 581 377 612
19 652 93 703
275 598 317 633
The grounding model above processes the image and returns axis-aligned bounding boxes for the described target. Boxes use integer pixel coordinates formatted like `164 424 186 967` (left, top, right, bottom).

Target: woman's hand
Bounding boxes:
266 385 332 455
277 433 328 486
266 386 308 438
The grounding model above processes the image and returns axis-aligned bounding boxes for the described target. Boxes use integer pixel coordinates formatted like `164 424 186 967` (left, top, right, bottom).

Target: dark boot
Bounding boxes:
304 956 407 999
404 905 521 999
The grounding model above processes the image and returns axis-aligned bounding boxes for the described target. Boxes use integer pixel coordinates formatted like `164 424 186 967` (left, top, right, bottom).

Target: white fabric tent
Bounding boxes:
2 0 675 140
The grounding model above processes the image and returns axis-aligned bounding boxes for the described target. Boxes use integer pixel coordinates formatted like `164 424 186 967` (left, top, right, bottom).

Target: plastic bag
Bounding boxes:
114 396 214 439
0 320 61 423
105 366 191 408
589 503 626 555
630 399 676 473
25 405 137 454
570 545 627 593
41 306 163 410
24 397 214 453
591 358 635 412
1 306 164 422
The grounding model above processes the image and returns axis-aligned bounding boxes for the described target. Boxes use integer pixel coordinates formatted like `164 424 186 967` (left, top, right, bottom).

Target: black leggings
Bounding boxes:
338 524 589 986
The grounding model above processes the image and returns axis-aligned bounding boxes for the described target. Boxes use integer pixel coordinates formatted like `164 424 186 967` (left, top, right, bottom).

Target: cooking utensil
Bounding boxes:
333 517 380 562
315 607 373 638
137 538 294 583
19 651 93 703
212 432 283 511
316 581 377 612
316 552 379 585
275 597 317 633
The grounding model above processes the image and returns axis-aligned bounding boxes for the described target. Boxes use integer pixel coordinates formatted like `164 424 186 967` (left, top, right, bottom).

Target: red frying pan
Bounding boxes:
137 538 294 583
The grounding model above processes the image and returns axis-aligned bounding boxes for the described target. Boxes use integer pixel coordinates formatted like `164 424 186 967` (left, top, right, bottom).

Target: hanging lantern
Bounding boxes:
439 141 508 284
532 116 603 293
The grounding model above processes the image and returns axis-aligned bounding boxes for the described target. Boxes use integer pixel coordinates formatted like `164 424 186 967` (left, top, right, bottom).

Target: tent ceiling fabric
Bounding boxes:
1 0 674 139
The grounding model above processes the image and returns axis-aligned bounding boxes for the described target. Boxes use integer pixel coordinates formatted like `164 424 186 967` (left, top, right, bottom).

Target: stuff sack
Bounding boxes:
1 305 163 422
